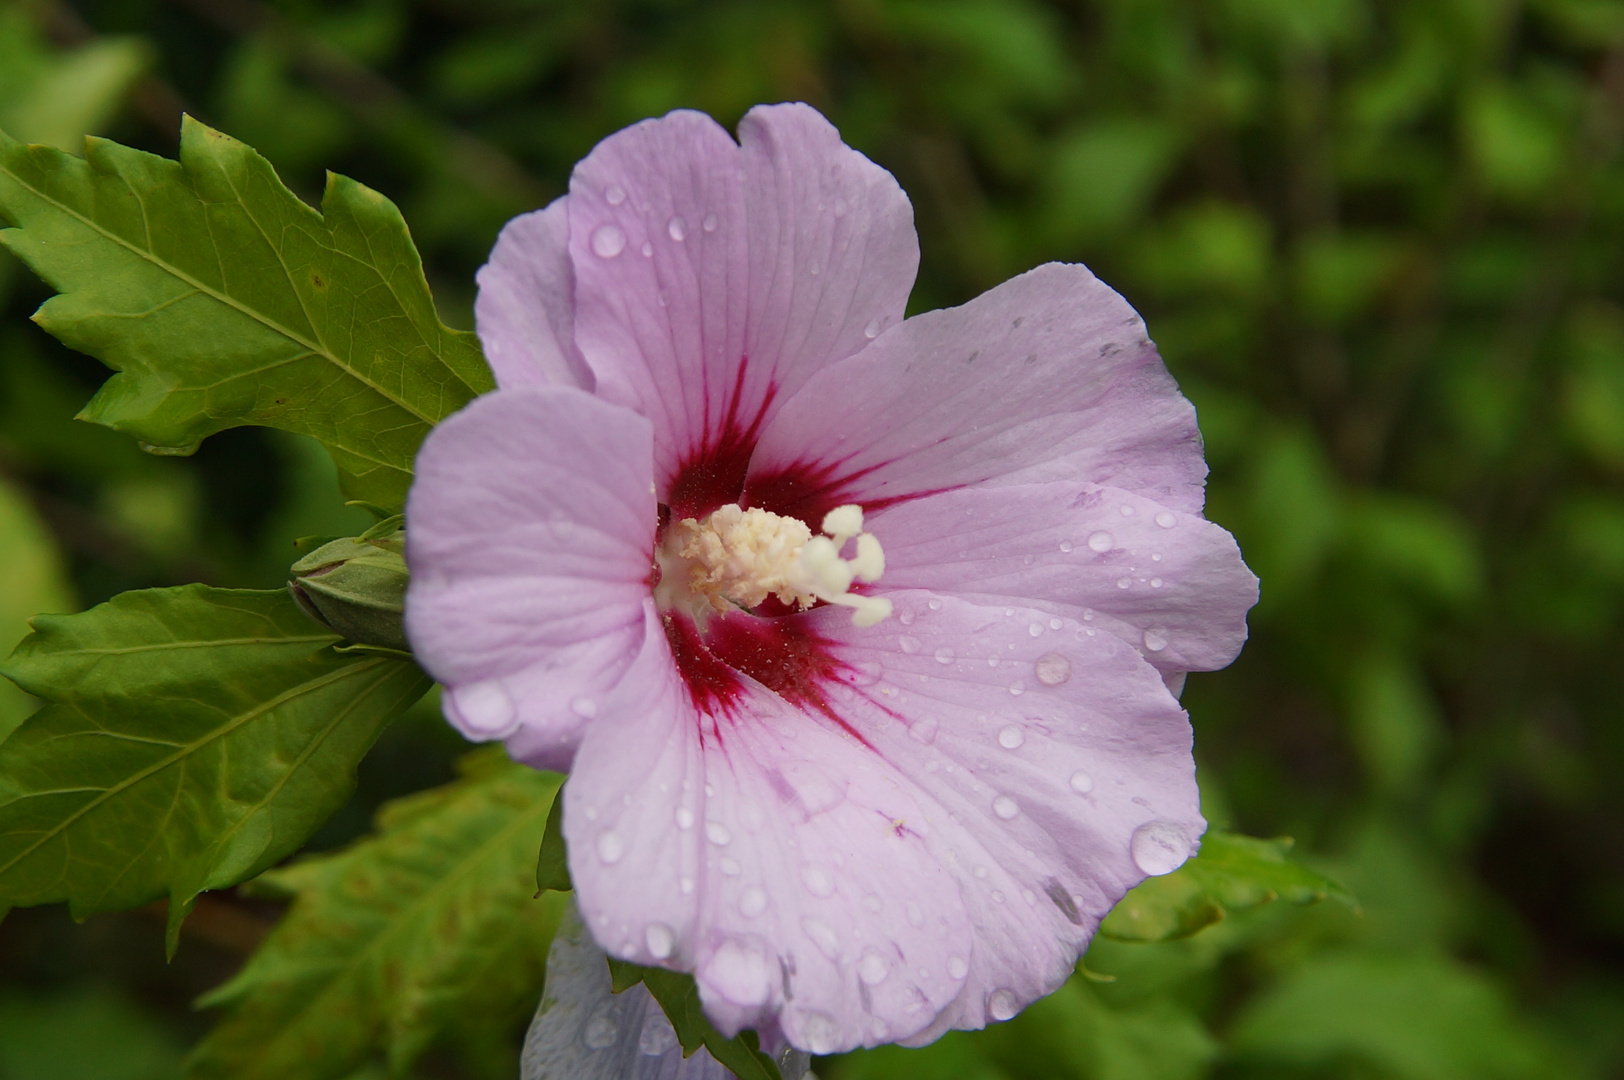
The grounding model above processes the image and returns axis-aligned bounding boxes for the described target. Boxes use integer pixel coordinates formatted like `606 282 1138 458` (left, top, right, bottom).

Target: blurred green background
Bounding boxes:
1 0 1621 1077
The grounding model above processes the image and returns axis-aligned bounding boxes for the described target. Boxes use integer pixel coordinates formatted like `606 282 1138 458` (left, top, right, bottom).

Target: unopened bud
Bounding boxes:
288 523 409 651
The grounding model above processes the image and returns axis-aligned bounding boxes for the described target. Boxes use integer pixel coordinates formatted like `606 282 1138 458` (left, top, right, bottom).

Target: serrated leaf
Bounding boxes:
0 118 493 510
606 959 783 1080
0 585 428 945
1099 832 1355 943
189 752 565 1080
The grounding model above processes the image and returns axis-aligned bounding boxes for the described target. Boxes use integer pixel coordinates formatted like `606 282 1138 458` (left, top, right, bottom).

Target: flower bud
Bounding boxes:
288 525 409 651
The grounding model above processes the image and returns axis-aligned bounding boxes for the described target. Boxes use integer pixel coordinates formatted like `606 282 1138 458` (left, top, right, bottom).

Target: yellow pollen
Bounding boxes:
656 503 892 628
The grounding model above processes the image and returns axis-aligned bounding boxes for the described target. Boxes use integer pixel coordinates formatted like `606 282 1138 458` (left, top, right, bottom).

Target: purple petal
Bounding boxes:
565 105 918 517
522 902 810 1080
476 198 594 390
877 482 1259 675
404 387 655 769
565 594 1201 1053
743 263 1208 526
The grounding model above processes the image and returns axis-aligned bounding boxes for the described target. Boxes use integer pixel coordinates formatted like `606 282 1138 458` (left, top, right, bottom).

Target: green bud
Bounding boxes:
288 519 410 652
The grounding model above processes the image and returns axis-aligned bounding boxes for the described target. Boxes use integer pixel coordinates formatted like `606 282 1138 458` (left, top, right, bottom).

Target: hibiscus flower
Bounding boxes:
404 103 1258 1056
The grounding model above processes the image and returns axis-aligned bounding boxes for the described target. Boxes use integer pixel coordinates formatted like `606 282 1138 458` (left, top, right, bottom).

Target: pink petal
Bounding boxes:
877 482 1259 675
404 387 655 769
565 593 1201 1054
743 263 1208 527
475 198 594 390
565 104 918 517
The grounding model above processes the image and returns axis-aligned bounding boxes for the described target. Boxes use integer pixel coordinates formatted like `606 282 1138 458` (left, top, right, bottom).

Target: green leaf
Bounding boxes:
0 585 428 946
189 753 566 1080
606 959 784 1080
0 117 493 510
1099 832 1355 943
534 786 571 895
0 474 74 744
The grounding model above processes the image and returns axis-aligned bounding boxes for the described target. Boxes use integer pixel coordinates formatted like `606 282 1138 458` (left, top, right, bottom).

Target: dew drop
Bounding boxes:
899 635 920 654
899 610 915 625
702 213 718 232
1117 577 1133 589
667 216 687 241
640 241 654 257
928 597 943 610
1087 531 1114 553
1150 577 1163 588
800 863 836 898
590 224 626 257
596 830 625 864
1069 770 1095 794
1131 820 1193 876
675 807 694 830
680 876 695 894
1027 623 1043 638
452 680 515 735
1119 504 1135 517
802 917 840 959
720 856 741 876
639 1011 678 1055
864 317 882 339
908 717 938 744
645 922 675 959
706 821 732 846
584 1011 619 1049
1009 681 1025 696
906 900 924 927
1143 628 1169 652
1034 652 1072 686
570 696 598 718
858 950 890 985
934 647 955 665
604 184 627 205
740 886 768 917
1155 511 1177 528
992 795 1020 820
948 955 969 980
846 661 883 686
1049 617 1064 630
1059 540 1074 552
796 1010 843 1055
988 989 1020 1022
998 724 1026 749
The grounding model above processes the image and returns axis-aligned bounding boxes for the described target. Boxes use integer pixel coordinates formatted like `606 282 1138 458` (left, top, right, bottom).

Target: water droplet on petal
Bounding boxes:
802 917 840 959
1150 577 1163 588
988 989 1019 1022
1143 628 1169 652
1131 820 1193 875
584 1011 619 1048
667 216 687 241
703 939 772 1007
706 821 731 846
570 696 598 718
1069 770 1095 794
998 724 1025 749
864 317 882 339
590 224 626 257
908 717 938 744
596 831 625 864
604 184 627 205
646 922 675 959
451 680 516 736
796 1010 842 1055
1088 531 1114 553
1035 652 1072 686
720 856 741 875
675 807 694 830
906 900 924 926
1117 577 1133 589
992 795 1020 820
702 213 718 232
858 950 890 985
800 863 836 897
899 635 920 654
1027 623 1043 637
948 955 969 979
640 241 653 257
934 647 954 664
1059 540 1074 552
740 886 768 917
928 598 943 610
1156 511 1177 528
1009 681 1025 696
639 1010 678 1055
680 876 695 894
1120 504 1135 517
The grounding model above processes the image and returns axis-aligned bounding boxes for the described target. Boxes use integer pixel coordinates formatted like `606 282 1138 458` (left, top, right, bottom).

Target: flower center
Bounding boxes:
656 503 892 628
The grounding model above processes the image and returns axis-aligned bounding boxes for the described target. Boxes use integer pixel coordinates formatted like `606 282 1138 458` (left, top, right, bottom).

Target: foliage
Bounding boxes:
0 1 1621 1079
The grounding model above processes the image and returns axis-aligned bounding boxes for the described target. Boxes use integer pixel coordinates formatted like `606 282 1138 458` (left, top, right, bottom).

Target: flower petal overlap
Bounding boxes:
405 102 1259 1055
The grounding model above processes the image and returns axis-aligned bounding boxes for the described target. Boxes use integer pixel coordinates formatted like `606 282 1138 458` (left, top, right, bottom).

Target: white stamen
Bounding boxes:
657 503 890 628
